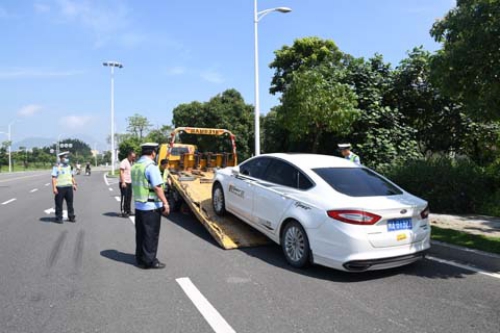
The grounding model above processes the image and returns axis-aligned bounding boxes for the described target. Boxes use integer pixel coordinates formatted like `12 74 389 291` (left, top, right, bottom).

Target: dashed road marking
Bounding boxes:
176 277 236 333
30 188 38 193
45 183 51 186
115 196 121 202
2 198 16 205
0 174 46 183
427 256 500 280
109 188 113 191
129 216 135 225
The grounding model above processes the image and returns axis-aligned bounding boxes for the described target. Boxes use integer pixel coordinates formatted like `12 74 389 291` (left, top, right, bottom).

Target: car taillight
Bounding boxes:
420 205 430 219
327 210 381 225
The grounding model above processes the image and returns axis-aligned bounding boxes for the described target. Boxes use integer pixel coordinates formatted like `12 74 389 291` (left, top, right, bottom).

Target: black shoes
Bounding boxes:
137 260 166 270
55 218 63 224
68 216 76 222
122 212 129 218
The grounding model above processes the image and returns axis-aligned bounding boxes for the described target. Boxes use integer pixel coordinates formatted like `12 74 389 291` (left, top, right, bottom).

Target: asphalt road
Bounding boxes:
0 170 499 333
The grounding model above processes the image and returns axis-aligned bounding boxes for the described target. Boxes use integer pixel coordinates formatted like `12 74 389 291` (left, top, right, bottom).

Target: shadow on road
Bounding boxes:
239 244 476 282
100 249 137 267
164 208 477 282
39 217 59 224
102 212 122 218
165 211 220 249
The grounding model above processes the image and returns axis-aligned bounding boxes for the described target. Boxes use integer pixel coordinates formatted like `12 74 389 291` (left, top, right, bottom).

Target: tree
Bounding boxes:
172 89 254 160
146 125 173 145
391 47 466 157
430 0 500 119
279 67 360 153
127 113 152 139
269 37 343 95
341 54 421 167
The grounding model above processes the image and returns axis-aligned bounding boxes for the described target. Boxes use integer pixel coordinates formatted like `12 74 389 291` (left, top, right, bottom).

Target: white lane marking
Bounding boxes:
103 173 110 186
176 277 236 333
129 216 135 225
44 207 56 214
2 198 16 205
427 256 500 280
45 183 50 186
30 188 38 193
0 174 47 184
109 188 113 191
115 196 121 202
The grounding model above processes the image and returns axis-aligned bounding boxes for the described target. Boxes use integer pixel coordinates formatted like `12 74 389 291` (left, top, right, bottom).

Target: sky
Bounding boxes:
0 0 455 150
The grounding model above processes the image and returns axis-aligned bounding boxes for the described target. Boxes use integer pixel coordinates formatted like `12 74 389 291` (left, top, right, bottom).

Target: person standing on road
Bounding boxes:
131 143 170 269
338 143 361 165
119 150 136 217
51 151 77 223
159 158 171 201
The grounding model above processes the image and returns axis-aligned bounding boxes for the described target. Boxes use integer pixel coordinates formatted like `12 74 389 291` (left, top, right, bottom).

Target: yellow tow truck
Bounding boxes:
158 127 269 249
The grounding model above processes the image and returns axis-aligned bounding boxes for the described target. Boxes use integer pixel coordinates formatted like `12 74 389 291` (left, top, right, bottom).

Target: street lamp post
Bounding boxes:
253 0 291 156
103 61 123 175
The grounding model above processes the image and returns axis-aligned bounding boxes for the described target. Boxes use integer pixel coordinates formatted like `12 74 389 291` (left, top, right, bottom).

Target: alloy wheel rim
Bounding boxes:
214 188 223 211
285 226 305 262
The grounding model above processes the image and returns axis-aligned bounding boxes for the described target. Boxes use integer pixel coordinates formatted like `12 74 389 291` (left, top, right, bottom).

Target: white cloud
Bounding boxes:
18 104 43 117
166 66 186 76
34 3 51 13
200 69 224 84
55 0 130 48
59 115 92 129
0 68 84 79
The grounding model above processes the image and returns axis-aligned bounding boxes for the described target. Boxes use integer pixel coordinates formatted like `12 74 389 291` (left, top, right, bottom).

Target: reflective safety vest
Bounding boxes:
131 159 160 203
348 153 358 162
56 165 73 187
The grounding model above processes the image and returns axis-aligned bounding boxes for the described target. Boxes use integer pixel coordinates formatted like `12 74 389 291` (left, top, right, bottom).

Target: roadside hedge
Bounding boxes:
376 158 498 215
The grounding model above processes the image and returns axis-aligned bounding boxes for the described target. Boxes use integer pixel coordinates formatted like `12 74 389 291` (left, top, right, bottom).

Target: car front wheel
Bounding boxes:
212 183 226 216
281 221 310 268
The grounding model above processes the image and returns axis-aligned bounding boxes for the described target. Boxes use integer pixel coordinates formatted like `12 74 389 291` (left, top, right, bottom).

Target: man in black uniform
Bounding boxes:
131 143 170 269
51 151 77 223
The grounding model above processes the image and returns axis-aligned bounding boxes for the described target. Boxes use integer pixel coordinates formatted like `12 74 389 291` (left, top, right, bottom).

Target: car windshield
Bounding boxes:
313 167 403 197
171 147 189 156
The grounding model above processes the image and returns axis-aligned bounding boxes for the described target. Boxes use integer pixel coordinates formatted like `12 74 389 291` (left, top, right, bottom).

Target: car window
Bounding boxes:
171 147 189 156
263 160 301 188
239 157 272 180
298 172 314 190
313 167 403 197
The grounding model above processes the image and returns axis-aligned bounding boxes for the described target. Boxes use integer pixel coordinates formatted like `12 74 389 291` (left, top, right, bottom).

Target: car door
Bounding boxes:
226 157 271 222
251 159 299 234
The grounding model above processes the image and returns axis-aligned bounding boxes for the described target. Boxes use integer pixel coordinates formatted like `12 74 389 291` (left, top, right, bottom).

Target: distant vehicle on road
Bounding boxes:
212 153 430 272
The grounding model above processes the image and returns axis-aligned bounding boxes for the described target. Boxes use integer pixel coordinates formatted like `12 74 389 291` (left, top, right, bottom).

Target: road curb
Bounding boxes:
429 240 500 272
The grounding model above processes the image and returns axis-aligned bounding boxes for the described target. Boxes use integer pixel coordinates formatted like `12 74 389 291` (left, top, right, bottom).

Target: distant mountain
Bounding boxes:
11 137 56 150
11 135 107 151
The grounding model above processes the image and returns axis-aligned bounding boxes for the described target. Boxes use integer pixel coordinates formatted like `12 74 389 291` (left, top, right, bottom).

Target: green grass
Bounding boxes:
431 226 500 255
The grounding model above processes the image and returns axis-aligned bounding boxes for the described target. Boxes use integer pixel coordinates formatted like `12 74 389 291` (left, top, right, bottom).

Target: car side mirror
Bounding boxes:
231 167 240 176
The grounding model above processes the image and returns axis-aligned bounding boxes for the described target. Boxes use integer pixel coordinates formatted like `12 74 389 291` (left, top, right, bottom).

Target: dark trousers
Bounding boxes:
135 208 162 266
55 186 74 220
120 182 132 214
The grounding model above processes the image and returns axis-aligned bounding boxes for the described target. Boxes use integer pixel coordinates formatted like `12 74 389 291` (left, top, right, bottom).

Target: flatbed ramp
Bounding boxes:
171 172 270 249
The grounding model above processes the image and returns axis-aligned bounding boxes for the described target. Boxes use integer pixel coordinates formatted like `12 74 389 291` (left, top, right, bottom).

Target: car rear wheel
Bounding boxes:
212 183 226 216
281 220 310 268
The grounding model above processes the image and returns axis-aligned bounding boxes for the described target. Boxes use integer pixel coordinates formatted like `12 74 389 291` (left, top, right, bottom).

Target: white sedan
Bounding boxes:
212 153 430 272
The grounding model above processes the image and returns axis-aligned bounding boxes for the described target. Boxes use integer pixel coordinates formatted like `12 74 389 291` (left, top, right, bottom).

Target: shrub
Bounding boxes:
376 158 494 214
